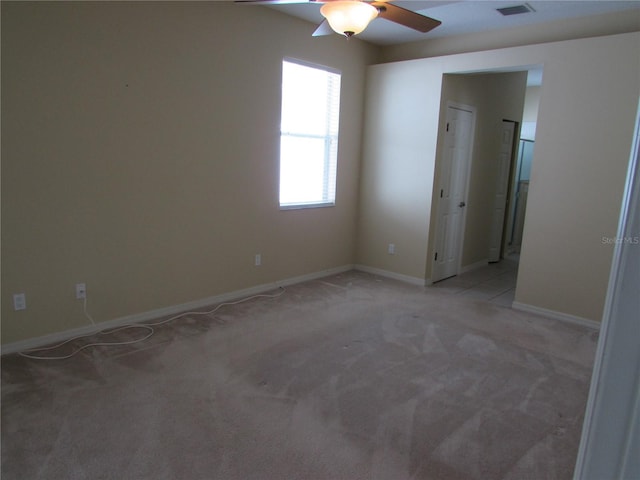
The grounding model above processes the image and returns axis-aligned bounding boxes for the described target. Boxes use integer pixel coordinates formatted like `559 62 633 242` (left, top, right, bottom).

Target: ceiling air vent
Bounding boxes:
497 3 536 16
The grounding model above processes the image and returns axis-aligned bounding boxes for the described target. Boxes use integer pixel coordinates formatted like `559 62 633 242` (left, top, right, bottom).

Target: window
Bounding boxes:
279 59 341 209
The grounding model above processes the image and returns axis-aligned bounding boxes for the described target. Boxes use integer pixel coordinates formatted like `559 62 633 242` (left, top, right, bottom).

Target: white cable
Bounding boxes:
18 326 155 361
83 296 96 326
19 287 285 361
140 289 285 328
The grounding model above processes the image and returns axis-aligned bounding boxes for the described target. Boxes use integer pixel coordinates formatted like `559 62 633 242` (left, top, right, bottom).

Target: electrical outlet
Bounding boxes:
76 283 87 299
13 293 26 311
255 254 261 266
388 243 396 255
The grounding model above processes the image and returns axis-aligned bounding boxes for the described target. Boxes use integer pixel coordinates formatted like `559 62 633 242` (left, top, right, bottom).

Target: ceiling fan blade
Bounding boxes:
372 2 441 33
312 19 335 37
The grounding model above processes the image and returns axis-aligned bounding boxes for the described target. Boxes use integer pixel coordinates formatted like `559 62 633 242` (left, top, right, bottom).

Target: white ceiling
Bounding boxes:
265 0 640 46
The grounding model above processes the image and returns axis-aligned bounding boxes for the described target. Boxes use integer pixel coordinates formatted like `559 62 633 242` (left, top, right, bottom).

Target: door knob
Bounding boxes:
459 202 466 207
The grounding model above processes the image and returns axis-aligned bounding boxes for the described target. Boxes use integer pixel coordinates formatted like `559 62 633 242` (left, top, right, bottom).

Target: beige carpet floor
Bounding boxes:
1 270 598 479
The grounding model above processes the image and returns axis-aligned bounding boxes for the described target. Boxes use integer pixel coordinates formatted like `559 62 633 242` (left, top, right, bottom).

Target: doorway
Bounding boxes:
428 68 540 292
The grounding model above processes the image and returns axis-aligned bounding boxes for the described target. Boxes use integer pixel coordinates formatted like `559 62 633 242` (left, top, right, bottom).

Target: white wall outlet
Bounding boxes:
388 243 396 255
76 283 87 299
13 293 26 311
255 254 261 266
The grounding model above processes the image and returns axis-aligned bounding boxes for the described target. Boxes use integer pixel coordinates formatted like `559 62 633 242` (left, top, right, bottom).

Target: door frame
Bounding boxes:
431 101 477 283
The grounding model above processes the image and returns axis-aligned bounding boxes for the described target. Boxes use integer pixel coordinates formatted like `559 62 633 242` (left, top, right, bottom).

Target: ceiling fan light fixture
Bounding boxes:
320 1 378 37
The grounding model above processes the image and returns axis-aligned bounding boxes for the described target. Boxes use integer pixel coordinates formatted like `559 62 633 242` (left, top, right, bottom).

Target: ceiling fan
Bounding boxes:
234 0 441 38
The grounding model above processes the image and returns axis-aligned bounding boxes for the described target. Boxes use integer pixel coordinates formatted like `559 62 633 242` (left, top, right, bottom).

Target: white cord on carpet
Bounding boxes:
19 288 285 361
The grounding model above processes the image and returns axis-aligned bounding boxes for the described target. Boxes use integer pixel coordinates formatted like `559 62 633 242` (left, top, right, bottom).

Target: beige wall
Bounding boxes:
358 32 640 322
516 34 639 321
523 86 541 123
355 60 441 280
425 72 527 276
1 2 378 344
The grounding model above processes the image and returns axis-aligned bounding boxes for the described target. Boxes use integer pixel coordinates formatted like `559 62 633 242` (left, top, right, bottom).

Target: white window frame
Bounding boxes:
279 58 341 210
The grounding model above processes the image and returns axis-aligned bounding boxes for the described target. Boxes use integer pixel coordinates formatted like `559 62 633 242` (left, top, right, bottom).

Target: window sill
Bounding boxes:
279 202 335 211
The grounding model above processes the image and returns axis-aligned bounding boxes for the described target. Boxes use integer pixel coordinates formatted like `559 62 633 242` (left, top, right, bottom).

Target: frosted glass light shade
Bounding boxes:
320 1 378 37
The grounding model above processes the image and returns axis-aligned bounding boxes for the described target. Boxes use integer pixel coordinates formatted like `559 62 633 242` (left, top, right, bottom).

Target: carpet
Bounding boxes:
1 270 598 479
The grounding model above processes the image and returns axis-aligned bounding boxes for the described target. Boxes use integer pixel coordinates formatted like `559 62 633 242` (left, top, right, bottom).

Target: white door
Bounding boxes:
488 121 516 262
432 105 475 282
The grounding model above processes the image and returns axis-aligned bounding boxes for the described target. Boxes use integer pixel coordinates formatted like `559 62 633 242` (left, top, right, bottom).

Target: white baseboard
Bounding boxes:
354 264 426 286
460 259 489 274
1 264 355 356
512 301 601 330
